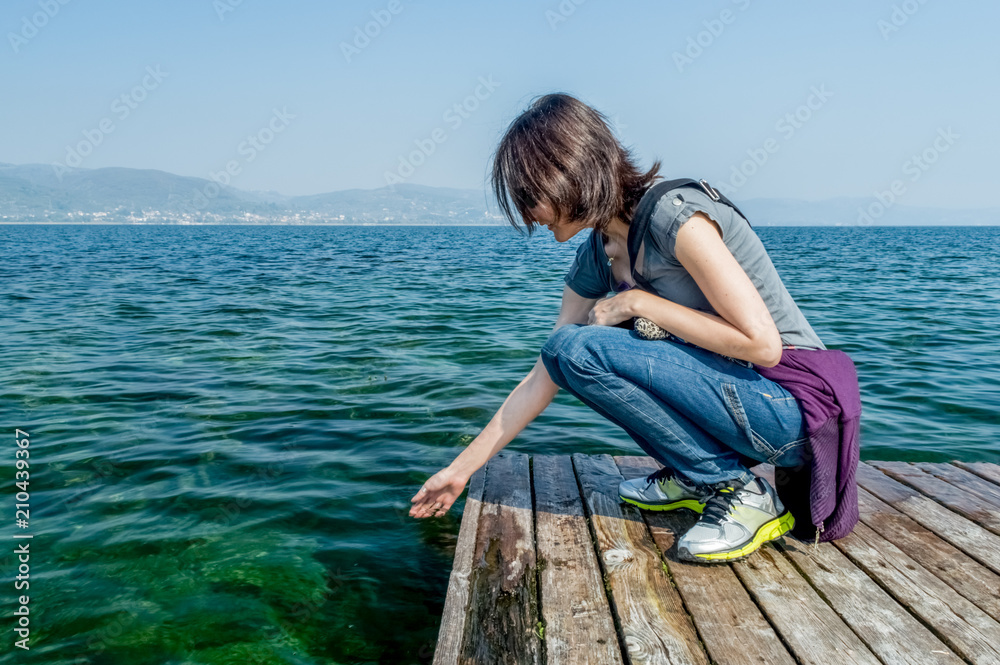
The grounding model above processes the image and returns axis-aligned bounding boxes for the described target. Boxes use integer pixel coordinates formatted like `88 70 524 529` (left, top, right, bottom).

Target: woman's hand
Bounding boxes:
588 290 644 327
409 466 470 518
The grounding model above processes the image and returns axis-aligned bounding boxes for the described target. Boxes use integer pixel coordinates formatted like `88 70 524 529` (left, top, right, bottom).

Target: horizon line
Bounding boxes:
3 161 998 211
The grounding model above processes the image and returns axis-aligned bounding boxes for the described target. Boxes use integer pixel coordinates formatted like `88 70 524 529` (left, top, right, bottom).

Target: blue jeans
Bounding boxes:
540 324 809 488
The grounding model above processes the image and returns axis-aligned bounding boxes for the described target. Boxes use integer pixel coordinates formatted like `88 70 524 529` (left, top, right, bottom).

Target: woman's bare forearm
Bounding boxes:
628 290 781 367
447 356 559 480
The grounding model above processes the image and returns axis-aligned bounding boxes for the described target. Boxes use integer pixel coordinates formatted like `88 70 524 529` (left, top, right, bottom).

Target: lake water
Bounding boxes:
1 223 998 664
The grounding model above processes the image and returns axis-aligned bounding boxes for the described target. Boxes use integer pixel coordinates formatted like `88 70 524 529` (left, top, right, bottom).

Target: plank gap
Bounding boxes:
728 544 806 665
614 460 713 661
854 485 1000 623
528 455 549 665
636 506 717 665
953 461 1000 489
856 463 1000 576
777 539 964 665
832 522 1000 663
572 453 709 664
615 456 798 665
869 462 1000 536
570 454 631 665
433 463 488 665
915 462 1000 511
437 457 1000 664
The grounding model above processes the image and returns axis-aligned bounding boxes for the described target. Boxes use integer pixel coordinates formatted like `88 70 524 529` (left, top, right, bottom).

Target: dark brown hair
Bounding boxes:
490 93 661 236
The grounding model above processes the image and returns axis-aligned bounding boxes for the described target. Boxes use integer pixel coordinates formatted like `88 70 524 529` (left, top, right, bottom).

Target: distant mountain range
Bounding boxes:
0 163 501 225
1 162 997 226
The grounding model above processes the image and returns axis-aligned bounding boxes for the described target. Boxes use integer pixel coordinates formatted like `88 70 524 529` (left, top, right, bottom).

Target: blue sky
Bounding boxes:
2 0 997 207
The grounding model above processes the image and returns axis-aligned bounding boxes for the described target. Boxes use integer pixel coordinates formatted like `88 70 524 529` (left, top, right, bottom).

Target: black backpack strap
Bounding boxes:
626 178 751 272
692 178 750 225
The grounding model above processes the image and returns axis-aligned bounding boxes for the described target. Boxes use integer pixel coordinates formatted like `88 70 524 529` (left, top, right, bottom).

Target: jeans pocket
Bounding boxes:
722 382 780 463
770 436 810 468
752 389 809 466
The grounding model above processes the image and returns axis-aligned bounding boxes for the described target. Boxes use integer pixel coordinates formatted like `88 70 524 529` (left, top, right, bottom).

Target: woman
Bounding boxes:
409 93 837 563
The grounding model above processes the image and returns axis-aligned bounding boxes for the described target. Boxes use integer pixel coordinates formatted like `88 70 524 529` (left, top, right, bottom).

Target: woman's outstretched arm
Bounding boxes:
409 286 597 518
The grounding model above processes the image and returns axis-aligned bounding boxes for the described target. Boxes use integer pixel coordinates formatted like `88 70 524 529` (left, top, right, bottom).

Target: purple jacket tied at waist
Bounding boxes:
756 348 862 542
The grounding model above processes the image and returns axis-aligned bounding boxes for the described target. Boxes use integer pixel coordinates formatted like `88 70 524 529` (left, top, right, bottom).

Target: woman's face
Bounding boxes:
527 202 589 242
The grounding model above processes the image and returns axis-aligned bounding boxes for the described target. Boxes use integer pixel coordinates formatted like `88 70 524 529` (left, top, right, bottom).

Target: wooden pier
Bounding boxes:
432 453 1000 665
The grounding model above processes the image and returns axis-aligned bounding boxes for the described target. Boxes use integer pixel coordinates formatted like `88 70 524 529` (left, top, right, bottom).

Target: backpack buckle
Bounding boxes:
698 179 721 202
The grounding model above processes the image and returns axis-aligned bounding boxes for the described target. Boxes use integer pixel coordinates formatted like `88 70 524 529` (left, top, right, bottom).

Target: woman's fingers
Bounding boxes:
411 493 454 518
427 501 446 517
412 502 446 518
409 489 447 517
409 467 469 518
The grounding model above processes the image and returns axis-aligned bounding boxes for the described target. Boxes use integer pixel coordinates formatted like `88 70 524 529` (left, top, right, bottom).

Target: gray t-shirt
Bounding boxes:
564 185 826 350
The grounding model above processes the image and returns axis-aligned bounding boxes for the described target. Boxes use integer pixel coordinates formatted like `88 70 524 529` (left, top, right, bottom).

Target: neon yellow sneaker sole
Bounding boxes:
618 495 706 513
685 511 795 562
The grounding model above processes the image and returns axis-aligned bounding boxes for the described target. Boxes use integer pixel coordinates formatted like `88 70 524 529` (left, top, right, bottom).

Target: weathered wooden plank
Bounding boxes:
534 454 623 665
434 463 487 665
459 452 541 665
614 456 797 665
855 486 1000 622
955 461 1000 487
833 521 1000 664
779 539 963 665
869 461 1000 536
916 462 1000 509
856 463 1000 575
733 545 882 665
572 453 709 665
438 457 1000 665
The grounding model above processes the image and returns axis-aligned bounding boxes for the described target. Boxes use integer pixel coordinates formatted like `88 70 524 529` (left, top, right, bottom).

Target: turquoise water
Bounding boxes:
1 223 998 664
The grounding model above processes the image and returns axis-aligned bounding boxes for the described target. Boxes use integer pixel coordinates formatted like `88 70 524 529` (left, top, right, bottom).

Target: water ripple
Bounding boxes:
0 223 997 664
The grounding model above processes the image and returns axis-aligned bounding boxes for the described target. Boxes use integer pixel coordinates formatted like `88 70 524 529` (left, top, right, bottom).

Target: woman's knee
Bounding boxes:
541 323 619 367
540 324 578 389
542 325 635 390
541 323 585 364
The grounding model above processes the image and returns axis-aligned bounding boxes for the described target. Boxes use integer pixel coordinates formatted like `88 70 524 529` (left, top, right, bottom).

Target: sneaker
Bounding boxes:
618 466 713 513
676 477 794 563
